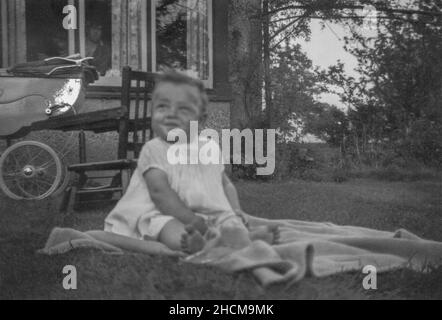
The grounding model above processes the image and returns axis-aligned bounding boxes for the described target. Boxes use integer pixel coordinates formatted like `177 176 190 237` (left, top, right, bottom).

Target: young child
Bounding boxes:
98 71 278 255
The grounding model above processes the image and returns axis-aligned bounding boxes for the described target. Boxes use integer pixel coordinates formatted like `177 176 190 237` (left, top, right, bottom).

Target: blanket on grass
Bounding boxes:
38 214 442 288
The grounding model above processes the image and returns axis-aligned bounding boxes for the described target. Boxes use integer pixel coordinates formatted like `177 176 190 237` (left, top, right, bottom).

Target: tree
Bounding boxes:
256 0 442 131
228 0 263 130
228 0 442 175
318 0 442 165
304 104 349 146
271 39 325 139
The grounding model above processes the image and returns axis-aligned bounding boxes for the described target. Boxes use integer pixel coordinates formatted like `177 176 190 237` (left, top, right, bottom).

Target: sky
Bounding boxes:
296 20 359 110
295 20 365 142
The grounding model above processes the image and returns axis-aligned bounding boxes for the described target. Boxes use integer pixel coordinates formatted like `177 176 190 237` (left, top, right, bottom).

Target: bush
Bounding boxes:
396 119 442 168
230 141 319 181
228 134 441 183
331 167 349 183
348 164 441 182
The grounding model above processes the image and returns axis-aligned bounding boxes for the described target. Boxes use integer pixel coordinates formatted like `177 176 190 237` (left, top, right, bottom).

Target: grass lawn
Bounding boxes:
0 178 441 299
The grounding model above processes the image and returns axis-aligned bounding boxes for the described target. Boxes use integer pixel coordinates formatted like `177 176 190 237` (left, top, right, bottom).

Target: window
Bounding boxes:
82 0 112 76
1 0 70 66
154 0 213 86
70 0 148 86
1 0 213 88
26 0 69 61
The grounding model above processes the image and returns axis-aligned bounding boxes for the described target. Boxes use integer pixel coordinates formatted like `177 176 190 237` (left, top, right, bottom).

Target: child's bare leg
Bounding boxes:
248 225 280 245
85 230 183 256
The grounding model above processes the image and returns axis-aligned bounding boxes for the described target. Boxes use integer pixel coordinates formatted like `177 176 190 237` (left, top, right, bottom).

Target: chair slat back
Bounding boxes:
118 66 155 160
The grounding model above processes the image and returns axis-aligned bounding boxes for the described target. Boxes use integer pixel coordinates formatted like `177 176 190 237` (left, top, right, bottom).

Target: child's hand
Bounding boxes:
235 209 249 228
187 216 208 236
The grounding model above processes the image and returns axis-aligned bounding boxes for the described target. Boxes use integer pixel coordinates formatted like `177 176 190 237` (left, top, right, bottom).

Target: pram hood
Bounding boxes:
6 56 99 85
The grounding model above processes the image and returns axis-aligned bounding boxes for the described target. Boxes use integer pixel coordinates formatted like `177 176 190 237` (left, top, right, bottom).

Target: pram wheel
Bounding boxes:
0 141 63 200
51 161 71 198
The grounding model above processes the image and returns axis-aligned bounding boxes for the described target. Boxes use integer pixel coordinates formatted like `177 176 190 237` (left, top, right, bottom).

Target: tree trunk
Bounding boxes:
228 0 263 130
263 0 272 129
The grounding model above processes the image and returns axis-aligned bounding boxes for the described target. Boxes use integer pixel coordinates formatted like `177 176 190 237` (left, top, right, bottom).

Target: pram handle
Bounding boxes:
43 56 95 76
44 56 94 66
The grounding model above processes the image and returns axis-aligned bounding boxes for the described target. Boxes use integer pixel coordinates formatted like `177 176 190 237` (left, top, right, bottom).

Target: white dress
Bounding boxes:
104 137 237 240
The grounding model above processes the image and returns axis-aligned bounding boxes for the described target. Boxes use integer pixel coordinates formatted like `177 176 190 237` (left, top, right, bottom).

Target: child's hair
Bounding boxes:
153 70 208 119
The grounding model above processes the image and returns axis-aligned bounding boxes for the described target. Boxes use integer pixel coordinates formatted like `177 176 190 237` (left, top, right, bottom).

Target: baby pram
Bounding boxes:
0 56 98 200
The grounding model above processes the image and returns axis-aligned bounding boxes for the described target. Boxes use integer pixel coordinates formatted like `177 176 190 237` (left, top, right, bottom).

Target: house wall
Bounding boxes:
83 98 230 132
87 0 231 102
81 0 232 142
0 0 234 165
62 0 232 163
64 98 230 163
0 99 229 166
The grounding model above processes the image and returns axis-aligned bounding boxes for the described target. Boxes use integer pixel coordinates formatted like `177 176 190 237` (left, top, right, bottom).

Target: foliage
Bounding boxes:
304 103 348 146
306 0 442 168
233 0 442 179
270 41 325 137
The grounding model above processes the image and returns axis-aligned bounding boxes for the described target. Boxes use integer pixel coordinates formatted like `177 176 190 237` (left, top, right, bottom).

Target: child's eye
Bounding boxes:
179 106 196 114
179 106 191 112
156 104 167 110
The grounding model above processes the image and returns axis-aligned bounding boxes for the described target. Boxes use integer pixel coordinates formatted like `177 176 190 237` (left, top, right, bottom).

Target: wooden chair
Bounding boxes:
60 66 155 213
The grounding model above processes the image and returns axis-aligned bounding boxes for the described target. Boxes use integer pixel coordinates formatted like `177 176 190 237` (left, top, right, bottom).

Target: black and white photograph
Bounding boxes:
0 0 441 302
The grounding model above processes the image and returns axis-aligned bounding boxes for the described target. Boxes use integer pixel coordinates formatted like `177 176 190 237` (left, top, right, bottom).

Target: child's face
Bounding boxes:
151 82 203 141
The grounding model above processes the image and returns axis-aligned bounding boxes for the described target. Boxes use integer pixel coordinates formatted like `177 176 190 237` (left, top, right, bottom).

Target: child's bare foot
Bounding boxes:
181 226 206 254
249 225 281 245
269 225 281 244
